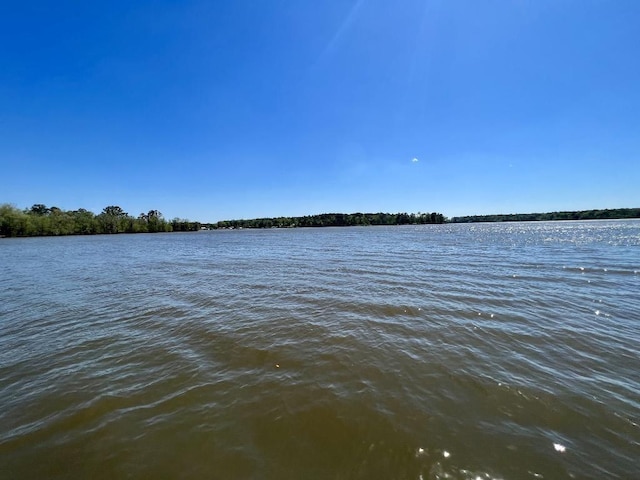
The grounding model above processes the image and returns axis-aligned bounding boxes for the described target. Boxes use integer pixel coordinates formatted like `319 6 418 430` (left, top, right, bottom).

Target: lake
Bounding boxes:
1 221 639 479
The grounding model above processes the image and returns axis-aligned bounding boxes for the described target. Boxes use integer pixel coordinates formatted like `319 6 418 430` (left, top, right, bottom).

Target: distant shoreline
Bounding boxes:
205 208 640 229
448 208 640 223
0 204 201 238
207 212 445 230
2 204 639 238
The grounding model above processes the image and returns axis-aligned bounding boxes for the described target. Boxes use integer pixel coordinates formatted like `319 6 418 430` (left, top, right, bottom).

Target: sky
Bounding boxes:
1 0 639 222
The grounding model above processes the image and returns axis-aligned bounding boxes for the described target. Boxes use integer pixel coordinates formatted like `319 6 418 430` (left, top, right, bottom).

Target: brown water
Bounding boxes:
1 221 639 479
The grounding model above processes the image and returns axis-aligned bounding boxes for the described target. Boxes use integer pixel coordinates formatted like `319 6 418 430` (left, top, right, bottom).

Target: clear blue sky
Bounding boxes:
2 1 639 222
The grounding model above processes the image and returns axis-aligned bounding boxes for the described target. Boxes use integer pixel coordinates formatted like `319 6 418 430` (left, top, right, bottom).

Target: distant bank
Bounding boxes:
0 204 201 238
0 204 443 237
449 208 640 223
209 212 445 230
3 203 639 238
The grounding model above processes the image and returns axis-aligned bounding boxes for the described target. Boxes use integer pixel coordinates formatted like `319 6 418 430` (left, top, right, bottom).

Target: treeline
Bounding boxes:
212 212 445 229
449 208 640 223
0 204 201 237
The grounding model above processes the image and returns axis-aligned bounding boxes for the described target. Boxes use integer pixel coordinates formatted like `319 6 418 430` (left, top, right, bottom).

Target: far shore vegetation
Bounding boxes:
1 204 638 238
213 212 445 230
449 208 640 223
0 204 201 238
0 204 444 237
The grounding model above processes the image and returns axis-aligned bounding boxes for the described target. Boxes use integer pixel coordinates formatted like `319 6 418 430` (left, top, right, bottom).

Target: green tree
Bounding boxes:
29 204 49 215
98 205 128 233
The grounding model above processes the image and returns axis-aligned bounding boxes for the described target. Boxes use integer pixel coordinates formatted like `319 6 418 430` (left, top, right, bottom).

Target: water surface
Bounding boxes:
1 221 639 479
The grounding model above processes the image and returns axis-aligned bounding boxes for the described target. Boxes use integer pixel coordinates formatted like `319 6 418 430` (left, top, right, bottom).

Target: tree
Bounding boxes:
102 205 127 217
29 204 49 215
147 209 161 233
71 209 97 234
98 205 128 233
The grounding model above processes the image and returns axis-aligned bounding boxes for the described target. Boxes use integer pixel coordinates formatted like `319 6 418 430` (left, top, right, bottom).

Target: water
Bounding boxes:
1 221 639 479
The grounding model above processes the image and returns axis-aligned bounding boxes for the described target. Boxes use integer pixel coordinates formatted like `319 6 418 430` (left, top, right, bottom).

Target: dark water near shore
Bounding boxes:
1 221 639 479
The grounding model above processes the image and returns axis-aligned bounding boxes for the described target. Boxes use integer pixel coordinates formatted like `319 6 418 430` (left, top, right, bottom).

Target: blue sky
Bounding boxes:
1 1 639 222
